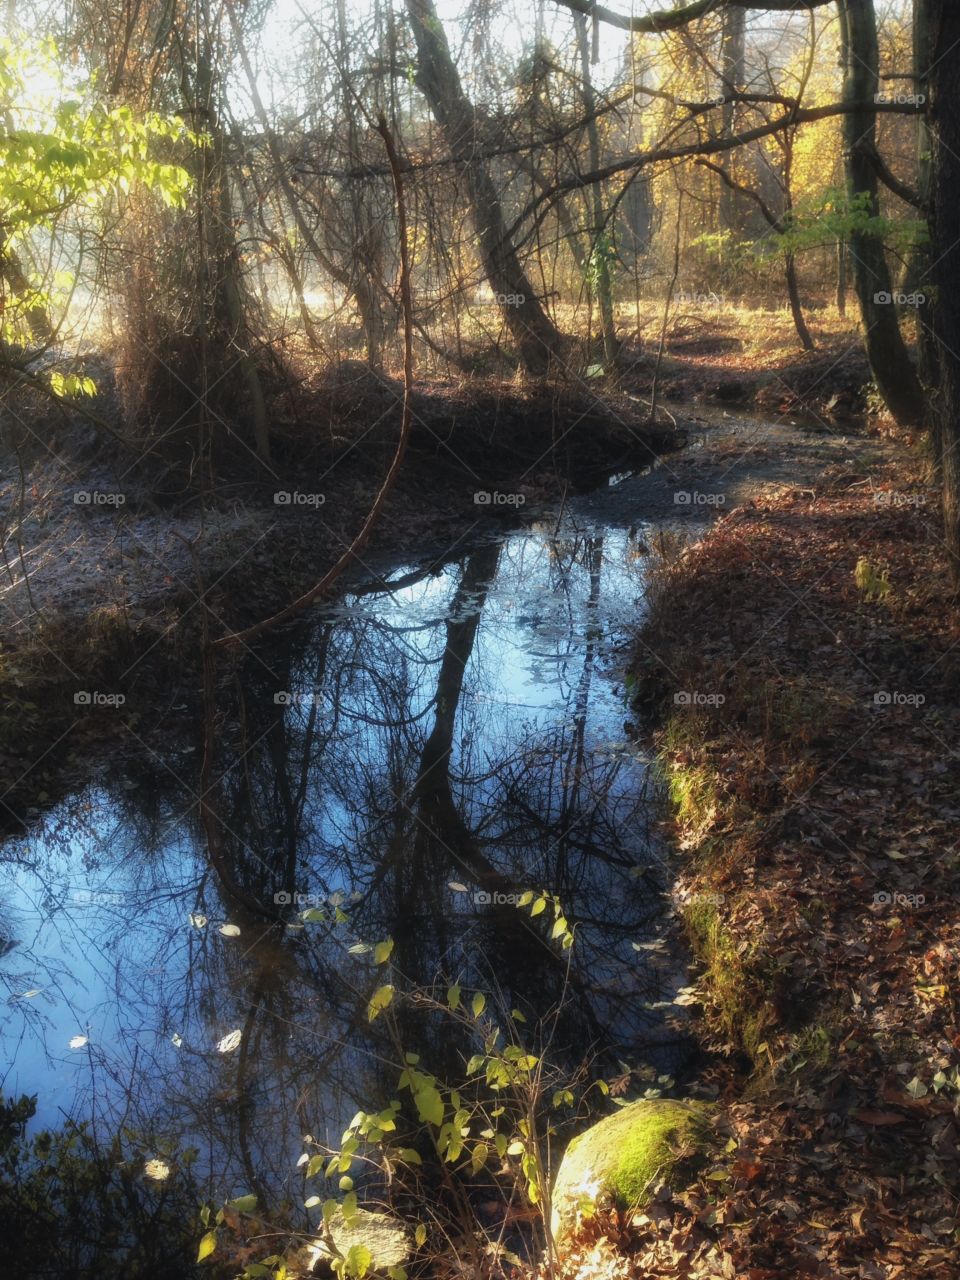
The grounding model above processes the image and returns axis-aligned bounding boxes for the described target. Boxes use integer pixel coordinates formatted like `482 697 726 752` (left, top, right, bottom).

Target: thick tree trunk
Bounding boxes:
405 0 563 373
838 0 925 426
926 0 960 578
719 6 746 233
913 0 940 468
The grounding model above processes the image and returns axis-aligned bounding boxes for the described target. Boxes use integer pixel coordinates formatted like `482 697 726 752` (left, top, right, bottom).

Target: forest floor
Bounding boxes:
615 428 960 1277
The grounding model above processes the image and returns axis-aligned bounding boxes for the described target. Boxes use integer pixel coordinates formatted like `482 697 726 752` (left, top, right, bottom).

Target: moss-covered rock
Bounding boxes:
550 1099 715 1241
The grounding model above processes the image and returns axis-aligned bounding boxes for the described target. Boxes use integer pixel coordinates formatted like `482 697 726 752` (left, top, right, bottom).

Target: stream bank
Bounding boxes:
627 438 960 1278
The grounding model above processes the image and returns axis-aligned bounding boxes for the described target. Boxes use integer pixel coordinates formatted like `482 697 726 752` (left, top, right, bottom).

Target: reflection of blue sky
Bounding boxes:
0 512 684 1181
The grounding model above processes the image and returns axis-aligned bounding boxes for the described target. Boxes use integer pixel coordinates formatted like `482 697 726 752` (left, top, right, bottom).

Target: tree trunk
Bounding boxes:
719 6 746 233
913 0 940 468
574 11 617 366
785 252 815 352
405 0 563 373
838 0 925 426
926 0 960 578
836 237 847 317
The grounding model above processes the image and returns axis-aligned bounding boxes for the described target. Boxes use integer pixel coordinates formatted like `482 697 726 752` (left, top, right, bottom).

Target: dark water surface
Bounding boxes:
0 497 703 1204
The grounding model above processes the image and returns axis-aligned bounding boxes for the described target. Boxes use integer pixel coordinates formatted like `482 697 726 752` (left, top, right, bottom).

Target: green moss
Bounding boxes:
682 897 776 1060
550 1100 715 1241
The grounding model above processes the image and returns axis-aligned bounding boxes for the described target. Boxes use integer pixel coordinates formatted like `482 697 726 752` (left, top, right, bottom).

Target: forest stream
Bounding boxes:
0 408 877 1213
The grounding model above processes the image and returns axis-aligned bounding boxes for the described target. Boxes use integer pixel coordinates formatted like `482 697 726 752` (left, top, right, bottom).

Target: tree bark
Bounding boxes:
838 0 925 426
405 0 563 373
913 0 940 467
925 0 960 578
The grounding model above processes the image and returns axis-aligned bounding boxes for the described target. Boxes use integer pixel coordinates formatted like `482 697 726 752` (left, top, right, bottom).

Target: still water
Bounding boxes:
0 503 699 1207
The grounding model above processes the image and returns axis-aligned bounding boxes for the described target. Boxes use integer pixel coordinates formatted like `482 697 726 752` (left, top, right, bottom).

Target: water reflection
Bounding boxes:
1 514 689 1214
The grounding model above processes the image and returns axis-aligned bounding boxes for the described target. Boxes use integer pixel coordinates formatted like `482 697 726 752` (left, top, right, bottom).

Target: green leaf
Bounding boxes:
342 1191 359 1222
345 1244 372 1277
414 1224 427 1247
446 984 461 1010
374 938 394 965
197 1230 217 1262
415 1085 444 1127
531 896 546 917
399 1147 422 1165
227 1194 257 1213
367 984 395 1021
471 991 486 1018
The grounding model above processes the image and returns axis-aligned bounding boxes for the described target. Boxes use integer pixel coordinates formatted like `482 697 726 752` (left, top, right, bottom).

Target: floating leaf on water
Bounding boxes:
218 923 241 937
171 1033 183 1048
448 882 468 892
189 913 207 928
144 1158 170 1181
17 989 42 999
69 1035 88 1049
349 942 371 955
216 1029 242 1053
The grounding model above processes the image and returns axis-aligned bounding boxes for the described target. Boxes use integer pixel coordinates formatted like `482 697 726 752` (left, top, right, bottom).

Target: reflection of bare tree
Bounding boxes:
1 521 687 1225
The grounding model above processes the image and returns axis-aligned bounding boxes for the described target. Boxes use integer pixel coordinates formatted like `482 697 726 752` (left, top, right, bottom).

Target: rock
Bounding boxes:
290 1207 412 1275
550 1098 715 1242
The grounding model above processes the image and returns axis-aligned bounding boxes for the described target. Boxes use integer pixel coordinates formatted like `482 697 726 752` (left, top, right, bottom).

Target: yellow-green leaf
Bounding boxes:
367 984 395 1021
197 1230 217 1262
